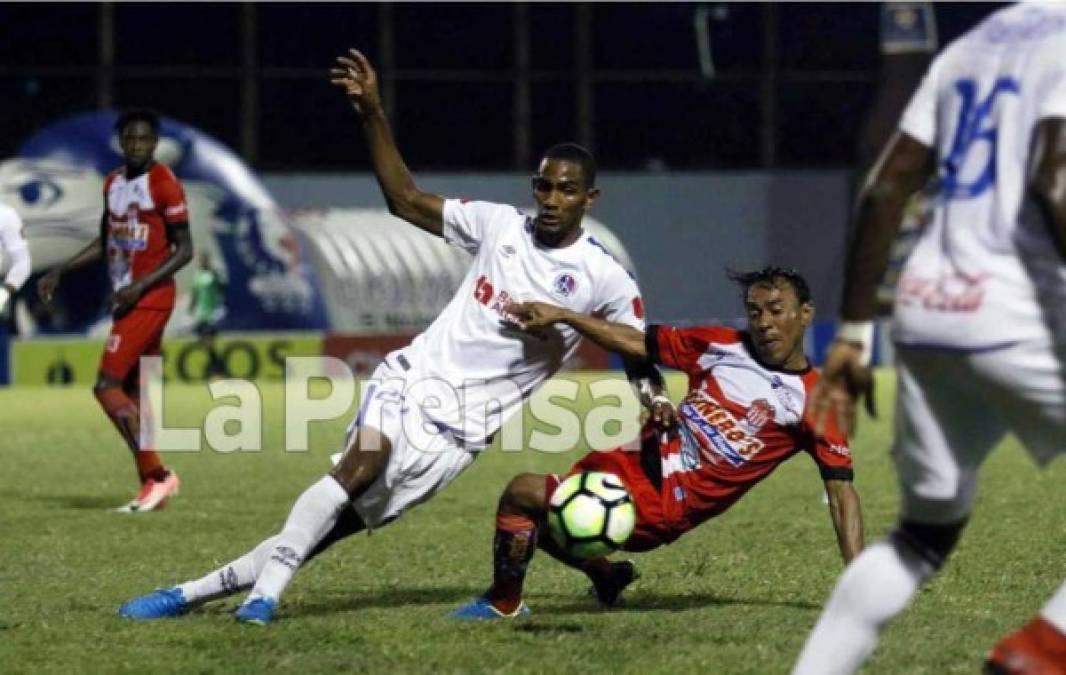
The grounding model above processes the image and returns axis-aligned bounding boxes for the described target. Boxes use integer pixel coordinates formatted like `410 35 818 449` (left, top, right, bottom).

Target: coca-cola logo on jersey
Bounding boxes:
896 272 987 313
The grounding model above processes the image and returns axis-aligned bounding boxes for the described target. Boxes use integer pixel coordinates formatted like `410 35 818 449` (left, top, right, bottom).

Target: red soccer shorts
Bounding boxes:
99 307 173 382
549 444 679 552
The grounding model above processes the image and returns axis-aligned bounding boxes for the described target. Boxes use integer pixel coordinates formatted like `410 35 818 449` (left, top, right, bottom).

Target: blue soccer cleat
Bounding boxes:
449 597 530 621
235 596 277 625
119 587 188 619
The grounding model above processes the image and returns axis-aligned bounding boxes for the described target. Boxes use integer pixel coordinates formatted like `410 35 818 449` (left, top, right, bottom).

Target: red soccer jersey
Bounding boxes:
647 324 853 532
103 163 188 310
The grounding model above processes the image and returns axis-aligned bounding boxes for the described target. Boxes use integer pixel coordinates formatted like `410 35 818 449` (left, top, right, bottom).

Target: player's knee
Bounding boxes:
500 473 547 516
330 429 392 497
94 373 122 392
890 518 968 571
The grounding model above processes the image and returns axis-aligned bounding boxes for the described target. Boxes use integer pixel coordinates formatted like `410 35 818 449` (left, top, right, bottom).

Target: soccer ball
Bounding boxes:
547 472 636 559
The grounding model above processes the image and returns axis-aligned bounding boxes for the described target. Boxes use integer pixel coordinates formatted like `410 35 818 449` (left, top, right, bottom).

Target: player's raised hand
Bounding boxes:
37 269 61 306
650 396 678 433
807 341 876 437
329 49 382 115
504 301 568 331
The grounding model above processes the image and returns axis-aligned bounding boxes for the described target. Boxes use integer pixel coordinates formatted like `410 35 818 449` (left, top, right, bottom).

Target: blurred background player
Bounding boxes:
0 200 32 325
38 109 194 513
118 48 669 625
451 267 864 620
794 4 1066 673
188 251 227 379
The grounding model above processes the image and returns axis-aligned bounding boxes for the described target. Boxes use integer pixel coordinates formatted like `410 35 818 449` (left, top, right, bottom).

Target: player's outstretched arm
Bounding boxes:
824 479 864 563
1028 118 1066 260
811 132 933 437
330 49 444 237
38 211 107 306
505 301 647 361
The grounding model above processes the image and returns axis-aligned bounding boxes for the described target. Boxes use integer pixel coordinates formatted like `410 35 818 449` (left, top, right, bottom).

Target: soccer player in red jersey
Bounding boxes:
39 109 194 513
450 267 865 619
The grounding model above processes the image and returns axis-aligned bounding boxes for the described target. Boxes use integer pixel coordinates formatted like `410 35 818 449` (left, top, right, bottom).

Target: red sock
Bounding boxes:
94 387 166 484
486 512 537 614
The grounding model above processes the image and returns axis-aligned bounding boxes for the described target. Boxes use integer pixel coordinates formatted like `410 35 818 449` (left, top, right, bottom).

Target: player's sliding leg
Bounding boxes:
985 580 1066 673
792 519 966 675
533 529 638 608
234 426 391 625
119 508 367 619
452 473 636 620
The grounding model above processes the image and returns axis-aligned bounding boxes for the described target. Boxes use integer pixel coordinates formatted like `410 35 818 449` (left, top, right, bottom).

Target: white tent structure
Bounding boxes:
292 208 638 333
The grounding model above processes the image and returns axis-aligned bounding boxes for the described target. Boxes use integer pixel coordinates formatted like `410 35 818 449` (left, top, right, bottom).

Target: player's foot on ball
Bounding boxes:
118 587 188 619
589 560 640 607
984 618 1066 675
235 596 277 626
449 597 531 620
117 471 181 513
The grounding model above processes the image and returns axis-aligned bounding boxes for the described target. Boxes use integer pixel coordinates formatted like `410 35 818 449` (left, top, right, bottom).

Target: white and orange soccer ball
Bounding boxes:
547 472 636 559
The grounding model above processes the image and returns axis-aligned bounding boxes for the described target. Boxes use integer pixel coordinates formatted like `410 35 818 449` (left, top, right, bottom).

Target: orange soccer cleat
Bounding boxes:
986 618 1066 675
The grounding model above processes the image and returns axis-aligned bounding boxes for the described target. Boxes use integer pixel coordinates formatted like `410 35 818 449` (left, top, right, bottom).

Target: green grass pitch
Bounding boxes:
1 371 1062 674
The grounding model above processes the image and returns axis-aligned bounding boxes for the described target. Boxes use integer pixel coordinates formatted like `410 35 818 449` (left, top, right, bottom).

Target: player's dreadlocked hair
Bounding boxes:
726 266 813 305
542 142 597 187
114 108 161 135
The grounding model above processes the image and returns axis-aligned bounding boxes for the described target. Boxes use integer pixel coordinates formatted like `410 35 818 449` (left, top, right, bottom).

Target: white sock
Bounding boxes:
1040 580 1066 634
177 535 282 605
246 475 350 603
792 539 936 675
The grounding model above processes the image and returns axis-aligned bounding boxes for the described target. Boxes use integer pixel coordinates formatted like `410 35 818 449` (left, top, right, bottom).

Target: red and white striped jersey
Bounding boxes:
103 162 188 310
647 324 853 529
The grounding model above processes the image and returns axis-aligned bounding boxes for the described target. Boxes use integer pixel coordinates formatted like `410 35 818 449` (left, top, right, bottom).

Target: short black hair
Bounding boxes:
114 108 160 135
727 266 812 306
542 142 597 187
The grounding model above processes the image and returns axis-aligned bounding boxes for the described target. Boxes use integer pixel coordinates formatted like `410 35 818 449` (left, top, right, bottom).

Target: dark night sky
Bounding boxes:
0 2 1008 171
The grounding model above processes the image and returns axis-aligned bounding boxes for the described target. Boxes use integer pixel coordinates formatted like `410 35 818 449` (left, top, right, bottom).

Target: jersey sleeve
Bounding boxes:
441 199 513 254
1037 41 1066 121
151 170 189 225
804 414 855 482
898 55 940 147
593 265 645 331
645 325 733 373
0 208 30 290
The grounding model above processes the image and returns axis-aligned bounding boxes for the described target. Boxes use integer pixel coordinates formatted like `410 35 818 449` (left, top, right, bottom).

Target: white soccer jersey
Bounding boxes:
0 202 31 290
386 199 645 446
894 3 1066 349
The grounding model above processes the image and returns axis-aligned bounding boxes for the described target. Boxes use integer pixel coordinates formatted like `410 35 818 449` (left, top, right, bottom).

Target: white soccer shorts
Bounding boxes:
893 340 1066 524
335 358 479 529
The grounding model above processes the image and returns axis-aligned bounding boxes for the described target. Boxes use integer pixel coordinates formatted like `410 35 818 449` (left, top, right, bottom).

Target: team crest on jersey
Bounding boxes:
742 398 775 433
552 272 577 297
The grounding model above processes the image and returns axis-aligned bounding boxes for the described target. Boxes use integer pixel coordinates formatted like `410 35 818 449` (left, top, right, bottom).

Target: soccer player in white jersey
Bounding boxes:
793 4 1066 673
119 49 669 625
0 201 31 319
